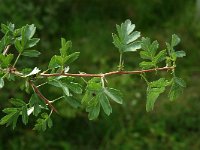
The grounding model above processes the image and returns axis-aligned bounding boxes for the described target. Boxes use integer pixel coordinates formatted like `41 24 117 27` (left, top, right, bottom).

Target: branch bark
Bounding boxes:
40 66 174 78
29 80 58 113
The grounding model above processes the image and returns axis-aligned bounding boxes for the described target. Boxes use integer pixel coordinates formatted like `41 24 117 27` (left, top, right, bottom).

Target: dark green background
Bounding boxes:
0 0 199 149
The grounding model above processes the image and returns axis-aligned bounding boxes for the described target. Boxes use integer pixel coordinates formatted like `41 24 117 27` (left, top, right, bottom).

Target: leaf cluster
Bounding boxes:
0 20 186 131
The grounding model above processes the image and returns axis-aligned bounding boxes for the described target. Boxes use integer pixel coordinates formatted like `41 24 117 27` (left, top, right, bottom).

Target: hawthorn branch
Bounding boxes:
40 66 174 78
29 80 58 113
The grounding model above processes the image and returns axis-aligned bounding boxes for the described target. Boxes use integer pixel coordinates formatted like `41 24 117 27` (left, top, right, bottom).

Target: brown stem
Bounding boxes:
29 80 58 113
40 66 174 78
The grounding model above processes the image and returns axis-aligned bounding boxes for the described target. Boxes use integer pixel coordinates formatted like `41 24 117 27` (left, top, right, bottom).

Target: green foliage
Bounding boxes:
29 93 46 116
13 24 40 53
146 78 169 111
112 19 141 53
139 37 166 69
33 113 53 131
112 19 141 70
0 54 14 68
82 78 123 120
166 34 186 63
22 50 41 57
0 20 186 131
0 99 28 129
48 38 80 69
169 76 186 101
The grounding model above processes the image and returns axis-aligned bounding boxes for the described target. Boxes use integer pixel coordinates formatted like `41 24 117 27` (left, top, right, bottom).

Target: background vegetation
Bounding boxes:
0 0 199 149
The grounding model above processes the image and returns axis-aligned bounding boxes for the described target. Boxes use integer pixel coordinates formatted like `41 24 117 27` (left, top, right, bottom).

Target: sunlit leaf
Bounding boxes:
112 19 141 53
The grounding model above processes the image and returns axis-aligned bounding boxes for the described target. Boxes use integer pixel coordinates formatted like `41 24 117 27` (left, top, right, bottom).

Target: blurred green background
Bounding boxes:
0 0 200 149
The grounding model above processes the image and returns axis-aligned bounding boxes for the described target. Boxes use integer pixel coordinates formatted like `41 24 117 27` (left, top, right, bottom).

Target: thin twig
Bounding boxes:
3 45 11 55
40 66 174 78
29 80 58 113
13 53 21 67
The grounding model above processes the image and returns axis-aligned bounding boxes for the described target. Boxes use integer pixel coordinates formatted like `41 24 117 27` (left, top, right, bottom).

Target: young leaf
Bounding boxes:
22 50 41 57
171 34 180 47
139 61 155 69
60 38 72 57
104 88 123 104
175 50 186 58
141 37 159 59
140 51 152 60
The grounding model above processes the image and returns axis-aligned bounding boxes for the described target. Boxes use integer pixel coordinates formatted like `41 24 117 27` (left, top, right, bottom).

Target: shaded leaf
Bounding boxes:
98 93 112 116
10 98 26 107
29 93 46 116
86 99 100 120
146 78 169 112
22 106 28 125
64 96 81 108
22 50 41 57
0 108 20 129
169 77 186 101
33 113 52 131
104 88 123 104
